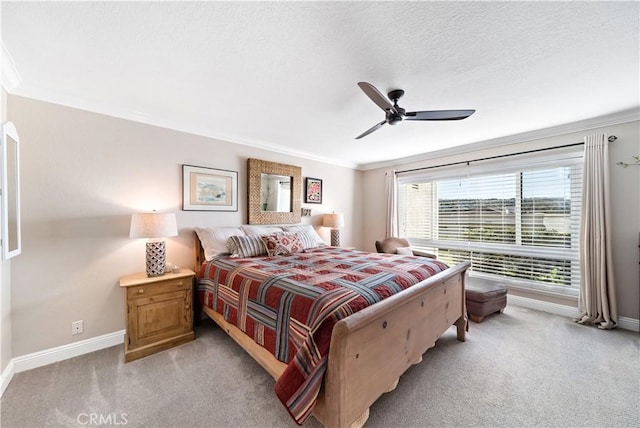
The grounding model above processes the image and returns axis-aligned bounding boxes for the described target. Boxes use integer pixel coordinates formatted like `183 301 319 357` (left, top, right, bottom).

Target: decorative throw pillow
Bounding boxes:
282 225 326 249
260 232 304 257
195 226 245 261
226 235 268 258
396 246 414 256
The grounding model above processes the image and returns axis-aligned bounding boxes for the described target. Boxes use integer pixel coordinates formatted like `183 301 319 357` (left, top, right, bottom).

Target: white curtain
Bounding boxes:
575 133 617 329
384 169 398 237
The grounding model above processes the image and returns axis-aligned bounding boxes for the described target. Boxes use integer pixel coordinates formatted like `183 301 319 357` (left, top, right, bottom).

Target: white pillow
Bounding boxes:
396 246 414 256
282 224 326 249
241 225 285 236
195 227 245 261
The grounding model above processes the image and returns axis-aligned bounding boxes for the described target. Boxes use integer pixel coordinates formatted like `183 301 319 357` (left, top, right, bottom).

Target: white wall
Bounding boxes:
361 120 640 320
0 86 13 372
7 95 361 357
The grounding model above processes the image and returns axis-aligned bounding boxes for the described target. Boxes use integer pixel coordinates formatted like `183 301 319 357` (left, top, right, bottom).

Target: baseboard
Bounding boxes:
0 358 15 397
8 329 125 381
507 294 579 318
11 330 125 375
508 295 639 332
1 330 125 397
618 317 640 332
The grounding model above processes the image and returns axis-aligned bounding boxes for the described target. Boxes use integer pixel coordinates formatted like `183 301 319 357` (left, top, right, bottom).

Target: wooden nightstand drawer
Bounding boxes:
126 277 191 300
120 268 195 362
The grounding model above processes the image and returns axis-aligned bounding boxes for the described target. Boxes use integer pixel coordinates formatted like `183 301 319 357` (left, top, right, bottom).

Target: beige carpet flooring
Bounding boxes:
1 305 639 428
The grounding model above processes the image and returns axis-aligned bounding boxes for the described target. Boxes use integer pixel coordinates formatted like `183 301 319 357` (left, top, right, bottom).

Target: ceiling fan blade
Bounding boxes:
404 109 475 121
355 120 387 139
358 82 396 113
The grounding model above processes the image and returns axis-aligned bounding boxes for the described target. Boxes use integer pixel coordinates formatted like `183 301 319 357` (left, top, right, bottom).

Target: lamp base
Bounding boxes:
330 229 341 247
146 241 166 277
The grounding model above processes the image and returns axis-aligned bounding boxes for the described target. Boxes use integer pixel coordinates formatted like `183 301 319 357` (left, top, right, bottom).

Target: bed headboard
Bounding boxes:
194 231 205 272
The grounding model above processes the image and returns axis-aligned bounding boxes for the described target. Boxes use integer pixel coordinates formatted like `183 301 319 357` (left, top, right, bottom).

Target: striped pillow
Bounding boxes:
226 235 267 258
282 225 326 249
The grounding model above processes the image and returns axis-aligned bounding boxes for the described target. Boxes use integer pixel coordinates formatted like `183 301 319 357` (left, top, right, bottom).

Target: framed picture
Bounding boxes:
305 177 322 204
182 164 238 211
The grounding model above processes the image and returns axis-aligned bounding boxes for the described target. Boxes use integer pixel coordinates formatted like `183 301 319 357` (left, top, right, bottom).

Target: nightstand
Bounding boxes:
120 268 195 362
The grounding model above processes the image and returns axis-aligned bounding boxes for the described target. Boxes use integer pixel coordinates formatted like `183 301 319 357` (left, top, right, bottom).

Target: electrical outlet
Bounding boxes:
71 320 83 335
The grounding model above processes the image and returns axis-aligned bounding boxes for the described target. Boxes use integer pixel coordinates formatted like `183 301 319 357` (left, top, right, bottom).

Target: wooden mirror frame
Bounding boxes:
248 158 301 224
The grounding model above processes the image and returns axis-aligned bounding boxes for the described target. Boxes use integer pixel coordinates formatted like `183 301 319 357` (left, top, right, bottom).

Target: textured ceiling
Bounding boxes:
1 1 638 169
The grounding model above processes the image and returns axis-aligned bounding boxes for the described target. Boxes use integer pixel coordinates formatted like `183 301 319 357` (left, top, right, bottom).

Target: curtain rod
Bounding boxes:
396 135 617 175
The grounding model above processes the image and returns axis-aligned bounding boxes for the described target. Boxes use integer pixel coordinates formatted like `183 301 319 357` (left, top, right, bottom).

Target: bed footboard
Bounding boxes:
195 229 470 428
315 261 470 428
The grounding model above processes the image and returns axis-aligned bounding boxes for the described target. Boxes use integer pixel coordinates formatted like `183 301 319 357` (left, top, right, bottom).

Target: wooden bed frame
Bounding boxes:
194 236 470 428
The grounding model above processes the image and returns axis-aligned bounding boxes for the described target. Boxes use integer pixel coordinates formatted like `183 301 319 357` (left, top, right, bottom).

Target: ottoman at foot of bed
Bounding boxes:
466 281 507 323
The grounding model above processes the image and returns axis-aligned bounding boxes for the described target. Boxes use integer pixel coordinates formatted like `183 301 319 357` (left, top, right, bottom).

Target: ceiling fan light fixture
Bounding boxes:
387 114 403 125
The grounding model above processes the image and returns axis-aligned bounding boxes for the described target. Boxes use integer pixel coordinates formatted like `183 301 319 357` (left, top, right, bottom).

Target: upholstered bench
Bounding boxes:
465 281 508 323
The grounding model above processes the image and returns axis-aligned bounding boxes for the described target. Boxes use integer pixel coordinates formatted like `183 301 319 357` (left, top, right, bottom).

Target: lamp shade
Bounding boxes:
129 212 178 239
323 213 344 228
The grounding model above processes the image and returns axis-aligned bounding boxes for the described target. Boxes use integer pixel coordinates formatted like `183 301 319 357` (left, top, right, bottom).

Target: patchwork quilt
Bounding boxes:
196 246 448 424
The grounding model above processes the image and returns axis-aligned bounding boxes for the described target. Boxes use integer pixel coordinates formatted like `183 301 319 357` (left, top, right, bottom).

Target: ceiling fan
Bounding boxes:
355 82 475 139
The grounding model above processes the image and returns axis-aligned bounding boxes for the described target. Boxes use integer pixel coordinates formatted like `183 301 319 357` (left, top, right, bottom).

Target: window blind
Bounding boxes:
397 154 583 292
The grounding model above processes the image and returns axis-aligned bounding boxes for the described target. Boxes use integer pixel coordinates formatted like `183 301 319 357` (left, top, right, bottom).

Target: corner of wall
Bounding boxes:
0 87 13 375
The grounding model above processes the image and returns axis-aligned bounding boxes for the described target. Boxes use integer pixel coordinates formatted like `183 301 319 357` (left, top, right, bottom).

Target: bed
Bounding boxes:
193 230 470 427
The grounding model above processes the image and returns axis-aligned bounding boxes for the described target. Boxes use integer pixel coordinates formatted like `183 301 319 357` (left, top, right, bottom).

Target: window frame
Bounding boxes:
396 150 583 297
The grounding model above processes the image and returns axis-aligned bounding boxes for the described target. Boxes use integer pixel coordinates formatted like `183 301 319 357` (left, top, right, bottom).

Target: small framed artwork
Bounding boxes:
305 177 322 204
182 164 238 211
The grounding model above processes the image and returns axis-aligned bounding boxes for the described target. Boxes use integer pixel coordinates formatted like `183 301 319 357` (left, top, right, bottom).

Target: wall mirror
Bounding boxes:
260 173 292 212
1 121 21 259
248 158 301 224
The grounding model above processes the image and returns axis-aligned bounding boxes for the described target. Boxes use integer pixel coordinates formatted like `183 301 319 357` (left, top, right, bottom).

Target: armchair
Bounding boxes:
374 237 436 259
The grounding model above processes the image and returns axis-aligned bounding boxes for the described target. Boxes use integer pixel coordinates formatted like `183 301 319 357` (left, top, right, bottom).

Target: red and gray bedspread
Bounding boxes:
196 246 448 424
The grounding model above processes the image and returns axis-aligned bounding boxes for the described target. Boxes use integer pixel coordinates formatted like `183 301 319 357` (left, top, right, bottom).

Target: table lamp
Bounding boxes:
129 212 178 277
323 213 345 247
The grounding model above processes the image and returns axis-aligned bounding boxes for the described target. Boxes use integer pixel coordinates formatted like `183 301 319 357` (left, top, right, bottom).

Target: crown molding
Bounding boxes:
7 72 637 172
9 81 358 169
358 107 640 171
210 130 359 169
1 42 21 92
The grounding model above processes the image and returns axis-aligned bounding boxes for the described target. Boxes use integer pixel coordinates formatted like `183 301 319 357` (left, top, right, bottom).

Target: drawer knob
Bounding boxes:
177 281 183 286
185 304 190 309
138 289 144 294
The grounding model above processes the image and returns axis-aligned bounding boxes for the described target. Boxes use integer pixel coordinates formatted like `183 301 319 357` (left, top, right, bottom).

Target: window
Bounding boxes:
397 153 582 295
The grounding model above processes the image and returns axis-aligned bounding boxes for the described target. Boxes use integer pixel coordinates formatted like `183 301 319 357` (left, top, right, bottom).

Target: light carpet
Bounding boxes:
1 305 638 428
